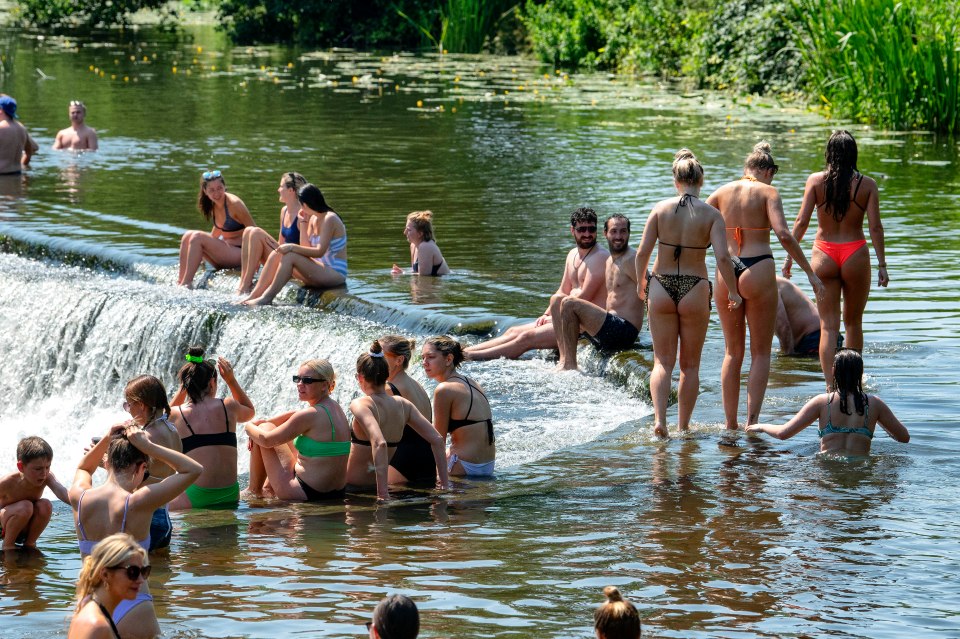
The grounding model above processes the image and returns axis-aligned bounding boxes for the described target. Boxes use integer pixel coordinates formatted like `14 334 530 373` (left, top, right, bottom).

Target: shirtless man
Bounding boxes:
555 214 646 370
776 276 842 356
53 100 99 151
464 207 609 361
0 95 39 175
0 437 69 550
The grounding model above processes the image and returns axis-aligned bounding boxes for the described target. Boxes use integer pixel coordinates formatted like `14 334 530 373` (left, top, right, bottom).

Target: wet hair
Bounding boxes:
124 375 171 422
107 432 150 474
75 533 148 610
282 171 307 191
301 358 336 388
357 340 390 387
604 213 630 233
298 184 336 215
423 335 465 368
571 207 598 227
17 436 53 464
744 141 777 173
177 346 217 405
833 348 867 416
406 211 435 242
371 594 419 639
823 130 859 222
673 148 704 186
379 335 416 370
197 174 226 222
593 587 641 639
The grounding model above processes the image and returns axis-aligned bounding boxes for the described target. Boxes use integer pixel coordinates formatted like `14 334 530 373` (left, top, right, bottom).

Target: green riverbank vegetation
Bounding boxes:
10 0 960 132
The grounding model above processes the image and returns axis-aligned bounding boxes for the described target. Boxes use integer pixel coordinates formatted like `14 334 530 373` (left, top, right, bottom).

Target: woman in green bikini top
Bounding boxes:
245 358 351 502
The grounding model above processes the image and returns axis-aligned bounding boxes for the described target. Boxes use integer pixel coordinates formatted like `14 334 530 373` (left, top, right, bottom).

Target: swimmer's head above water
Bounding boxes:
177 346 217 404
357 340 389 387
594 586 641 639
673 148 704 187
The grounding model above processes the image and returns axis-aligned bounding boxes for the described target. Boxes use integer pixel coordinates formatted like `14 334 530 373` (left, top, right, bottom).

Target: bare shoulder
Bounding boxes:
806 171 826 187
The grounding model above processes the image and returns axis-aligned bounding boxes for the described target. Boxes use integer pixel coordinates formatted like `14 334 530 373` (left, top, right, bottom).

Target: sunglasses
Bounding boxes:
365 622 374 632
575 225 597 233
293 375 326 384
202 170 222 181
69 100 84 107
109 564 152 581
771 164 780 175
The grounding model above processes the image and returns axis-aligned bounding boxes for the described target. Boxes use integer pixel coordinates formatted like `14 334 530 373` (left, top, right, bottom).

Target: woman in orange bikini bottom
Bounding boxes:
813 239 867 267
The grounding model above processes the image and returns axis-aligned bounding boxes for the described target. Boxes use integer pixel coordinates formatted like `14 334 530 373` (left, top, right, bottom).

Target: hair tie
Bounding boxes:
185 354 204 364
368 352 385 358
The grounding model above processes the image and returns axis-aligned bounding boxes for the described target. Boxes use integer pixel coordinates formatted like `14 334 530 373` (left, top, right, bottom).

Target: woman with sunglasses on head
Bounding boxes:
70 425 201 639
706 142 825 432
783 130 888 389
241 183 347 305
421 336 496 478
168 347 255 510
68 532 150 639
348 340 449 501
635 149 742 438
178 169 257 288
380 335 437 484
244 359 351 502
391 210 450 276
236 172 308 295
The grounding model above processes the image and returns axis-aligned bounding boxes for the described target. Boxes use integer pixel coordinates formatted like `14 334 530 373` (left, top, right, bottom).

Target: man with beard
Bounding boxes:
465 207 608 361
554 214 646 370
53 100 99 151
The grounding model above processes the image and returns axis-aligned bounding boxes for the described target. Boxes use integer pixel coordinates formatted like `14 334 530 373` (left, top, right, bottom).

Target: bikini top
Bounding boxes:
179 400 237 454
350 397 400 447
94 598 122 639
280 207 301 244
294 403 351 458
446 375 495 445
659 195 711 274
412 250 445 275
818 392 873 439
76 490 151 556
214 198 245 233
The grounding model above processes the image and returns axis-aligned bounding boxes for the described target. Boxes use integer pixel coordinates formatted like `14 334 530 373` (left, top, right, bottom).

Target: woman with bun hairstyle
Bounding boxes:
635 149 742 437
421 335 495 477
391 210 450 276
168 347 255 510
347 340 449 500
69 425 201 639
593 586 641 639
237 171 308 294
245 358 350 501
706 142 825 431
783 130 888 389
380 335 437 484
178 170 256 288
68 533 150 639
241 183 347 305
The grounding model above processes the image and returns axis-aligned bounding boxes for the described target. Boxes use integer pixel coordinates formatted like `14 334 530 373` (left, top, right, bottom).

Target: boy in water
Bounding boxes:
0 436 69 549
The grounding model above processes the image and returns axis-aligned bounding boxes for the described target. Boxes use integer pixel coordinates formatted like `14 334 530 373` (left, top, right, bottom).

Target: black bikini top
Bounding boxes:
179 399 237 454
658 194 710 274
446 375 495 445
350 396 400 447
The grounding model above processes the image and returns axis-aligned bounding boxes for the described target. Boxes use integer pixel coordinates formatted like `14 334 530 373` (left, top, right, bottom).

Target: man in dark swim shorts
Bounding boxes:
555 214 647 369
776 276 843 356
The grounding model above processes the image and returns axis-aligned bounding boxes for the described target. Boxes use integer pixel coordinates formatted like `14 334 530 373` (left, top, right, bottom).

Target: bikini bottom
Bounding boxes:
448 453 495 478
814 239 867 267
647 272 712 310
295 475 347 502
731 254 774 278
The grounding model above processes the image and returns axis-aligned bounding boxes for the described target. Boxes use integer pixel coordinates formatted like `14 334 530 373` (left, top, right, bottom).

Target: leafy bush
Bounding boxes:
15 0 175 27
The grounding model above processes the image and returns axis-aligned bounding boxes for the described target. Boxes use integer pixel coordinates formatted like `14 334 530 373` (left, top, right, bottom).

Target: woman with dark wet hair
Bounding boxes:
784 130 888 389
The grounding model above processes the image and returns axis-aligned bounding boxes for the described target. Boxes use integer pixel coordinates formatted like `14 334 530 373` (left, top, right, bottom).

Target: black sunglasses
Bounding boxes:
575 225 597 233
293 375 326 384
110 564 152 581
365 622 373 632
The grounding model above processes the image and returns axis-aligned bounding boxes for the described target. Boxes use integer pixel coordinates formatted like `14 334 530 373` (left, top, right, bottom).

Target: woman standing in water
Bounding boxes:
706 142 824 431
241 184 347 305
347 340 449 500
635 149 741 438
391 211 450 276
168 348 255 509
421 335 496 477
245 358 350 501
783 130 888 389
380 335 438 484
178 170 256 287
747 349 909 454
68 533 149 639
236 171 308 295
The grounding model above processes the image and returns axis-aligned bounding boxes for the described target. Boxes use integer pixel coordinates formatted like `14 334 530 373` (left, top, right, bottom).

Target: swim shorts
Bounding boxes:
184 482 240 509
149 506 172 551
792 330 844 357
586 314 640 352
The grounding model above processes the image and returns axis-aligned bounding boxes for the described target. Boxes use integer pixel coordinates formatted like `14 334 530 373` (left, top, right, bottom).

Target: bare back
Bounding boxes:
809 171 877 242
651 195 718 277
707 179 777 257
171 398 238 489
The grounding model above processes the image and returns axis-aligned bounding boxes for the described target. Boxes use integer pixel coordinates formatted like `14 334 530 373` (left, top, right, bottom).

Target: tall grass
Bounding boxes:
792 0 960 132
398 0 516 53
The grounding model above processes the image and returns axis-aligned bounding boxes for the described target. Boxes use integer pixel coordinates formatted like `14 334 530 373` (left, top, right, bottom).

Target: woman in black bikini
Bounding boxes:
635 149 742 437
178 170 257 288
346 340 449 500
68 533 150 639
706 142 824 431
380 335 437 484
391 210 450 276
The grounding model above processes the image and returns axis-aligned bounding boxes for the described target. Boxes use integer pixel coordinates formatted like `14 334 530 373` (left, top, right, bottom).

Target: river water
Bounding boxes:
1 23 959 639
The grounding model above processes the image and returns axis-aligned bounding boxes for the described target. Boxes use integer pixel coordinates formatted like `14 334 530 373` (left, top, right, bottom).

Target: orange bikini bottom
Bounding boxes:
814 239 867 267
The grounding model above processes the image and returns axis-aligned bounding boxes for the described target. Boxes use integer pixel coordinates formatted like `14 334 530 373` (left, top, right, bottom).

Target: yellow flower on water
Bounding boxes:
197 46 203 53
452 107 457 113
143 56 149 62
89 65 94 71
454 76 460 83
287 62 293 68
172 66 177 73
352 76 358 83
111 74 116 80
212 65 217 71
124 76 129 82
114 59 118 65
416 100 423 108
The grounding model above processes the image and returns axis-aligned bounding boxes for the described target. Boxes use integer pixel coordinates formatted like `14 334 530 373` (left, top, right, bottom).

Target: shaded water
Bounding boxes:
1 24 959 638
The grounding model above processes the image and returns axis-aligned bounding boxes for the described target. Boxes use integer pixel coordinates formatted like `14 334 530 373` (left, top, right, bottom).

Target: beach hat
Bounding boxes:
0 96 18 119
